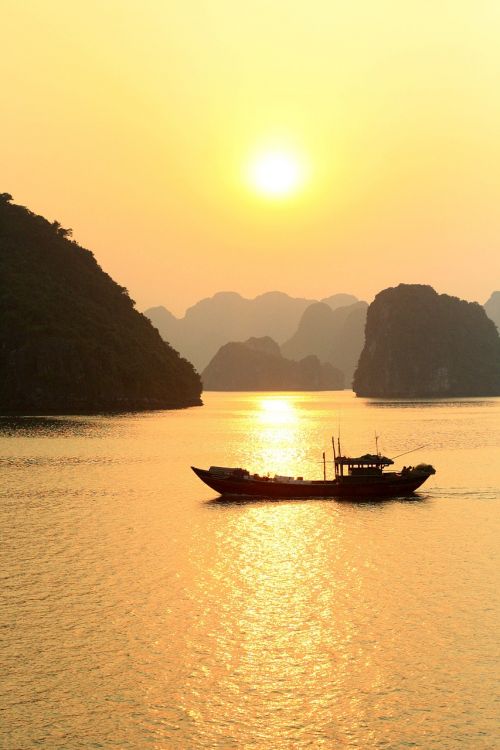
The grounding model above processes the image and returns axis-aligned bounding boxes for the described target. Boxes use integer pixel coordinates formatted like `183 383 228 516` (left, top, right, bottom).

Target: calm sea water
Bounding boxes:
1 391 499 750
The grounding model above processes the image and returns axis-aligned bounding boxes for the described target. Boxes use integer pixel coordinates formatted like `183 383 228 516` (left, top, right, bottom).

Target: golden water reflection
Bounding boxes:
257 397 298 426
185 500 395 747
246 394 327 480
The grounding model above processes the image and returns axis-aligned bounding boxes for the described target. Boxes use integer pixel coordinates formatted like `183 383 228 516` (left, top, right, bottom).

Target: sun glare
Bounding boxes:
248 150 305 199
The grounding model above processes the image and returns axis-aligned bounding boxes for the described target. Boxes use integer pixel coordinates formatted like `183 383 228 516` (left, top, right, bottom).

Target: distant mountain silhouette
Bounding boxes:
484 292 500 330
321 293 359 309
202 336 344 391
0 193 202 414
145 291 359 371
281 302 335 363
281 301 368 385
244 336 282 356
353 284 500 397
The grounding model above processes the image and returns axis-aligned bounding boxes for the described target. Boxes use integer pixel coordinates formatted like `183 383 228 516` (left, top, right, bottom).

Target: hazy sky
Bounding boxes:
2 1 500 314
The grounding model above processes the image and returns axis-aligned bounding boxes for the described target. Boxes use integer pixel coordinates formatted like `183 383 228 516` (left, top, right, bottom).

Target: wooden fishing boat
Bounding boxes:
191 444 436 500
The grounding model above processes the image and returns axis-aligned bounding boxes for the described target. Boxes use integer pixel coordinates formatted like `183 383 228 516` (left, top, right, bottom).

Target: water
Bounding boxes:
1 391 499 749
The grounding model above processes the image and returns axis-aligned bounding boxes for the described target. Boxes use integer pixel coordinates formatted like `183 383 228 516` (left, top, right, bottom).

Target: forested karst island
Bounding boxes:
353 284 500 397
0 194 202 414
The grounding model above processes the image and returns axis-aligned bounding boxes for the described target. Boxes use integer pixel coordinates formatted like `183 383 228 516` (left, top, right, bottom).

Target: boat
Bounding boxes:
191 443 436 500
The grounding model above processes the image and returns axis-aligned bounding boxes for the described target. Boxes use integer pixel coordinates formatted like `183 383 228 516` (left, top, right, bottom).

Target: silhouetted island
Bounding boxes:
202 336 344 391
0 193 202 414
145 291 358 371
353 284 500 397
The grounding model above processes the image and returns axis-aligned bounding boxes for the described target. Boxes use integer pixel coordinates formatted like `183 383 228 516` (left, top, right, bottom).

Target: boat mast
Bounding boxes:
322 451 326 481
332 436 337 479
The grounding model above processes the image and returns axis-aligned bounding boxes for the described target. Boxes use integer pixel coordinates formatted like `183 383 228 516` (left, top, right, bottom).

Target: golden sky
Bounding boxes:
2 1 500 314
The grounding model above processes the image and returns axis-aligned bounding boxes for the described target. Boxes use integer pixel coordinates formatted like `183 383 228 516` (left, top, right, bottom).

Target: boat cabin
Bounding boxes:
334 453 394 478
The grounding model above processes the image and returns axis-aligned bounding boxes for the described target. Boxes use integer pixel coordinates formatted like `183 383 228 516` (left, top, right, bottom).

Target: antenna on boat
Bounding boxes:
322 451 326 481
391 444 429 460
375 431 380 457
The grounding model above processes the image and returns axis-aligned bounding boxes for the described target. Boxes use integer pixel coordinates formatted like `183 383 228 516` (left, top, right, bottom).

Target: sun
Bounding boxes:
248 150 305 199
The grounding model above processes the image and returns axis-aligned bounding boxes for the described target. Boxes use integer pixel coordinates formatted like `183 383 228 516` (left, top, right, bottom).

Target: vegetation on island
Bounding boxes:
0 193 202 414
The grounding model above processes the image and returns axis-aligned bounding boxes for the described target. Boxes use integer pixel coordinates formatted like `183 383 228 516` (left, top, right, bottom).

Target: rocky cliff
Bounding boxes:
353 284 500 397
202 337 344 391
0 193 202 414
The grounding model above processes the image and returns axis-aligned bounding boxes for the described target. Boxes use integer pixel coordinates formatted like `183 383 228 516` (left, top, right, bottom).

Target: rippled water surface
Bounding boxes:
1 392 499 749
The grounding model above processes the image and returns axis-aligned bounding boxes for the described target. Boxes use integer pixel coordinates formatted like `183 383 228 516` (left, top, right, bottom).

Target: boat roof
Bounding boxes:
335 453 394 467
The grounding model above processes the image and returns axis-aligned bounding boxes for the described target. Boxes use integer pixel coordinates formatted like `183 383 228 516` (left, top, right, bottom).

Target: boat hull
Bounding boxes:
191 467 432 500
